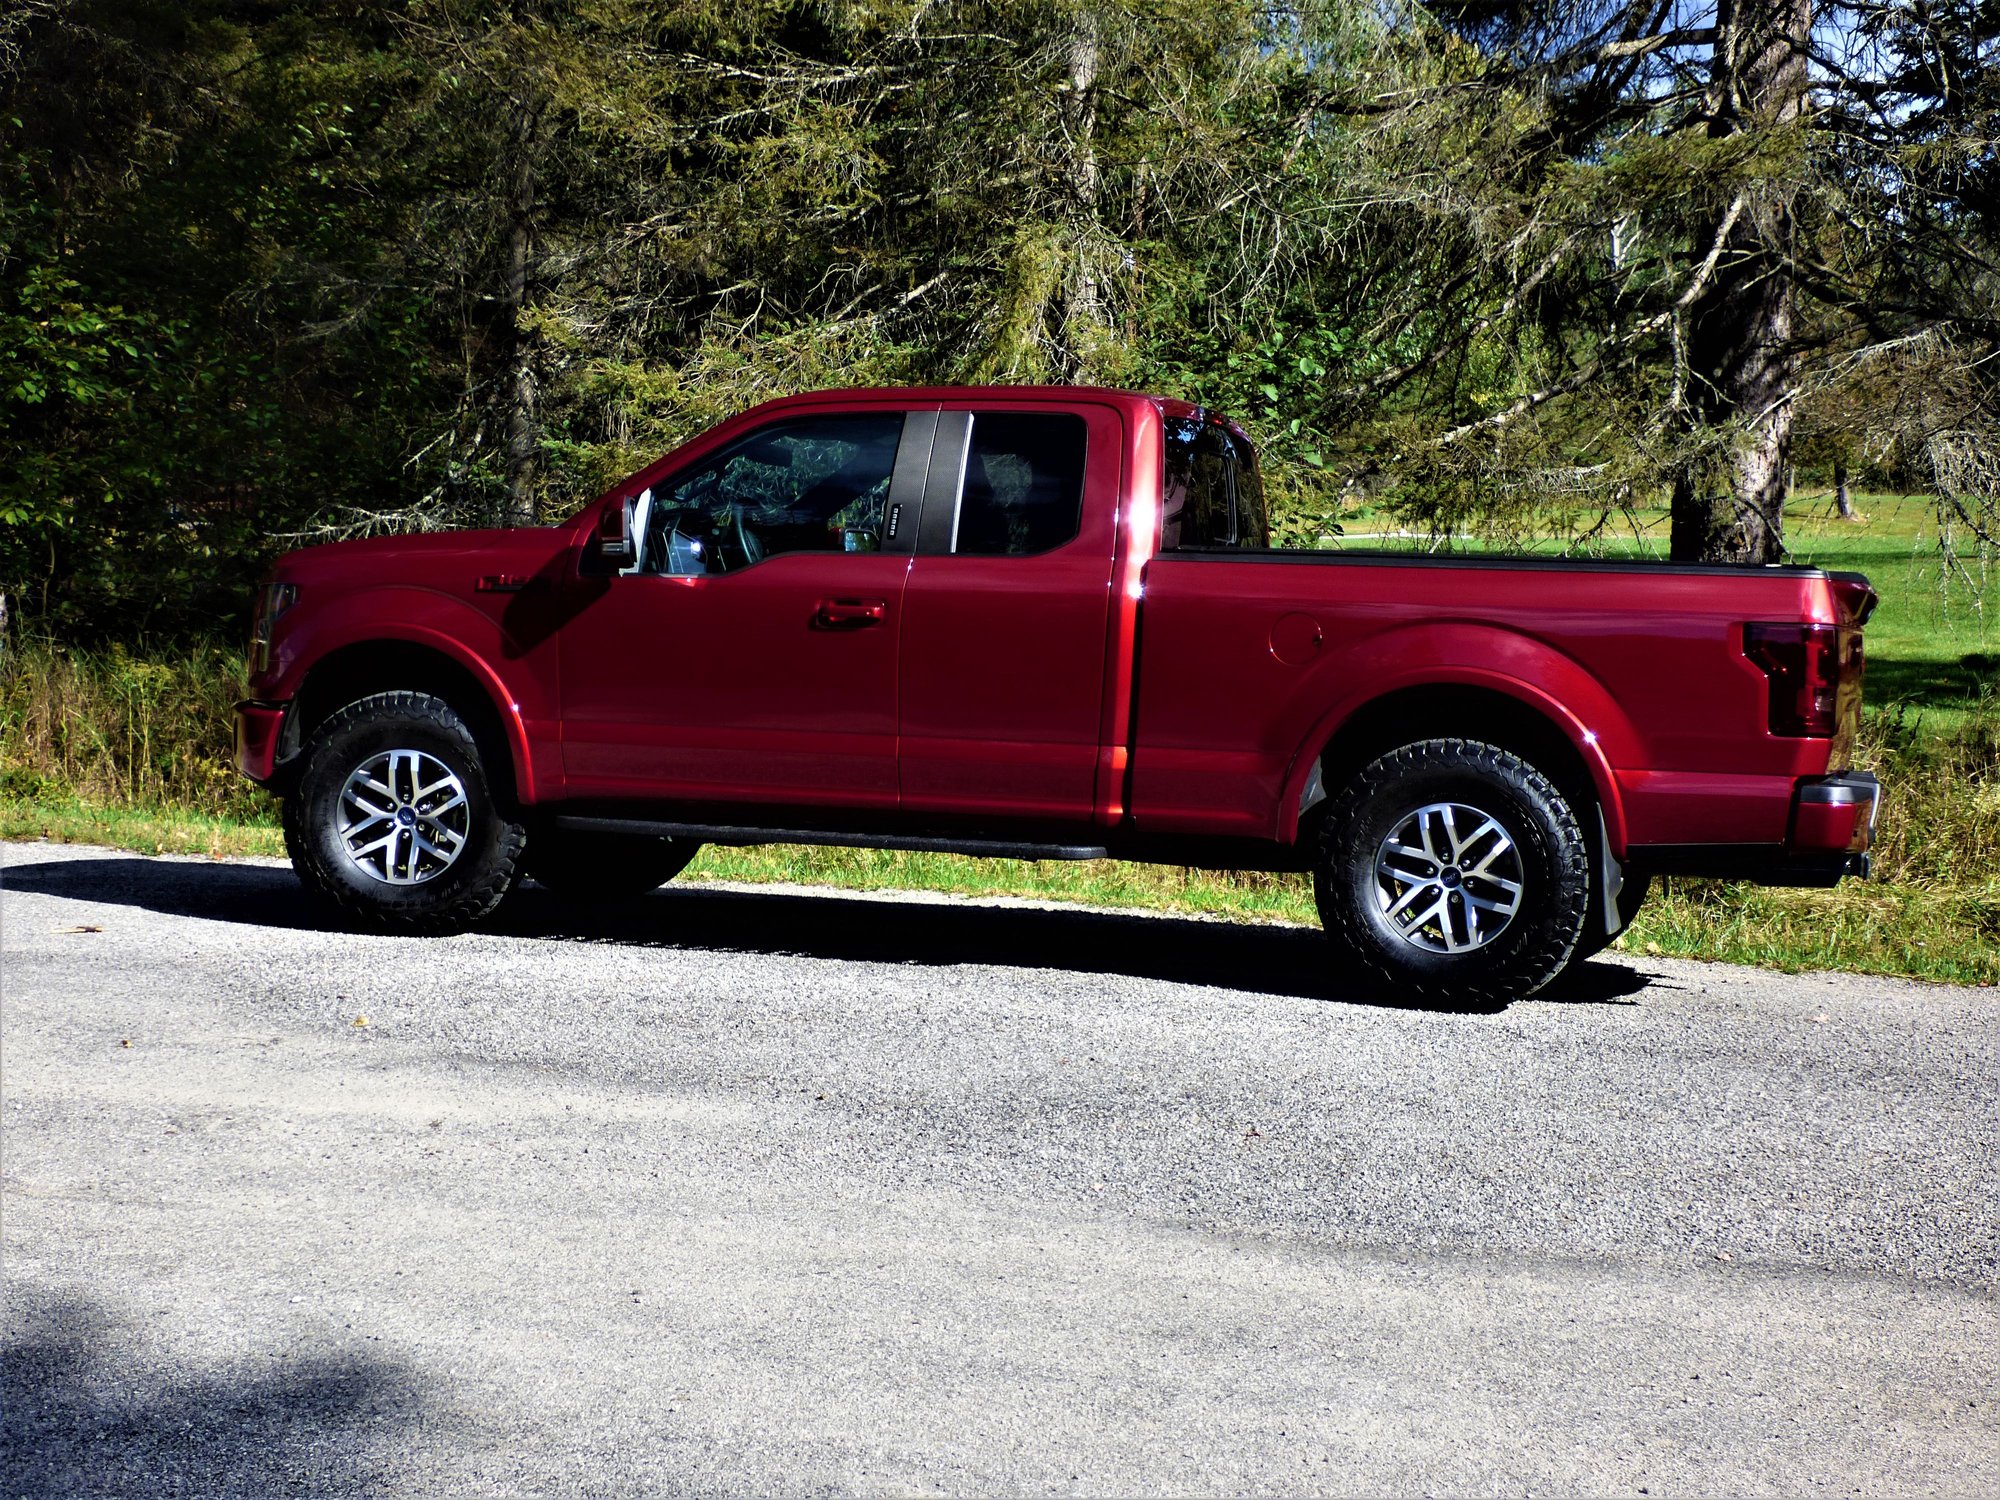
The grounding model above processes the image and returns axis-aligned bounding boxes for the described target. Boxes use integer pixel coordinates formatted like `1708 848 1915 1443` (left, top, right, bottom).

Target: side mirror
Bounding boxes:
598 498 635 564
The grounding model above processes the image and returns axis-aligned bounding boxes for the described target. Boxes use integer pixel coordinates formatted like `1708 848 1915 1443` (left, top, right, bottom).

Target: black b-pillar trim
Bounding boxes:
915 411 974 556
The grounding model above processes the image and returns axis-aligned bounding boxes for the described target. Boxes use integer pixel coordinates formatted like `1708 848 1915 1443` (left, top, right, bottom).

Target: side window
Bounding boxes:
954 412 1087 557
1161 415 1268 550
643 413 902 575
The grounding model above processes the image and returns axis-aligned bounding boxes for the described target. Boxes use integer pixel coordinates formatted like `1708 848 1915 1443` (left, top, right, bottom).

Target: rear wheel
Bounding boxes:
283 691 525 934
1315 738 1590 1004
526 828 698 903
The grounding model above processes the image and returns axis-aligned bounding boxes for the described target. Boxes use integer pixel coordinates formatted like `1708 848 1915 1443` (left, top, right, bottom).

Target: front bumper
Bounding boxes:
233 700 289 784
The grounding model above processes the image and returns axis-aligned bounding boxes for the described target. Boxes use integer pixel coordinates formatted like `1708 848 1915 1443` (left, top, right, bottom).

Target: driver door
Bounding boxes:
559 408 931 811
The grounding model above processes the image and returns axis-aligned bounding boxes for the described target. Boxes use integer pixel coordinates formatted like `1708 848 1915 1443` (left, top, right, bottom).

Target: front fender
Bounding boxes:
1276 622 1636 856
266 587 551 805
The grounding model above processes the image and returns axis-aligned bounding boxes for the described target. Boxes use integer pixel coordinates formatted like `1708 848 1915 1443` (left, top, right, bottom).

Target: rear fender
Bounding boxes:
1277 623 1636 857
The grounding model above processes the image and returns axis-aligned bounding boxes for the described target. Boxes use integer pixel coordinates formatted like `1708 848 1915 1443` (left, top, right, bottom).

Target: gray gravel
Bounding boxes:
3 839 1995 1497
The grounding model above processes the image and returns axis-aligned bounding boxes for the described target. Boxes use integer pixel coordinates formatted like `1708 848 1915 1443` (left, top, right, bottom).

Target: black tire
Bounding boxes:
525 828 698 903
1573 872 1653 961
282 690 525 935
1315 737 1591 1004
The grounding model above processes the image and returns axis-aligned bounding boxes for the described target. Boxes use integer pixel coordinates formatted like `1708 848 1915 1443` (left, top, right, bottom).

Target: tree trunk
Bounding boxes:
499 92 541 528
1669 0 1809 564
1834 454 1855 519
1053 8 1103 381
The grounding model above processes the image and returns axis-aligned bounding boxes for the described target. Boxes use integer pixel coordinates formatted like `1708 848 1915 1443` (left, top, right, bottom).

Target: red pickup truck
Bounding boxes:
235 385 1879 1002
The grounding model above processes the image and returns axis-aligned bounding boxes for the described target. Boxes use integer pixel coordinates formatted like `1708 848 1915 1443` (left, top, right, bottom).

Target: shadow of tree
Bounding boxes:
0 1285 424 1499
2 854 1650 1015
1865 650 1998 717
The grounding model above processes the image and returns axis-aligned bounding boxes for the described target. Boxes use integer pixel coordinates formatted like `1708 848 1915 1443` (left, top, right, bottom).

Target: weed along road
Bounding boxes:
3 843 1995 1496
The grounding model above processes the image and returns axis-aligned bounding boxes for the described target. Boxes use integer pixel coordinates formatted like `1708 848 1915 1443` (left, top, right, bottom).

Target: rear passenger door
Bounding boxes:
897 401 1124 822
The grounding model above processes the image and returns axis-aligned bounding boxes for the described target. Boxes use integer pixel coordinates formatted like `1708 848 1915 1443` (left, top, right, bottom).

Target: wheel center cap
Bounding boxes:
1440 866 1463 888
397 807 416 827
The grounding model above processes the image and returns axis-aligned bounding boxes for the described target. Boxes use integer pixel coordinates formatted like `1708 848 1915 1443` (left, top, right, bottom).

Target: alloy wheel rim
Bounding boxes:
1372 801 1525 953
336 749 471 886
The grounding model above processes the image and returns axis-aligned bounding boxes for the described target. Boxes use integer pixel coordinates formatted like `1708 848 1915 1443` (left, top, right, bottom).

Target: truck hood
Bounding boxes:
270 526 578 589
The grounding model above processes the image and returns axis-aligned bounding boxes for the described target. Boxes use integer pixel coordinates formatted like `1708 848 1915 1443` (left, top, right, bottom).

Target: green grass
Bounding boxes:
3 498 1993 987
0 796 285 860
1779 495 1995 734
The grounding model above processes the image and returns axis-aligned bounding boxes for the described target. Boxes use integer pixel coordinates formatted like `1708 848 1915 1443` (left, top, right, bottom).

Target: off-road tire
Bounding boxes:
526 828 698 903
283 691 525 935
1315 737 1591 1004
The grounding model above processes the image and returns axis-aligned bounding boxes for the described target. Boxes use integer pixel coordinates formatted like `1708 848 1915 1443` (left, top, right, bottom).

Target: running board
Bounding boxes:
552 815 1112 862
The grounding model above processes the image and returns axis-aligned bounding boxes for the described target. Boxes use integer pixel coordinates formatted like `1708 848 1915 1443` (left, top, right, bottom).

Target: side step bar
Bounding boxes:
552 815 1112 863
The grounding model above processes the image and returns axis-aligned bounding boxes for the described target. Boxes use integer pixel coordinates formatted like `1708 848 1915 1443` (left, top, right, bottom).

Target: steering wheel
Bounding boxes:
732 504 765 568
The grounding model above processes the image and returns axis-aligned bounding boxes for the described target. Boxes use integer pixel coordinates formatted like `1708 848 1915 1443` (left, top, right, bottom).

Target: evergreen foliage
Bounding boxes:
2 1 1993 635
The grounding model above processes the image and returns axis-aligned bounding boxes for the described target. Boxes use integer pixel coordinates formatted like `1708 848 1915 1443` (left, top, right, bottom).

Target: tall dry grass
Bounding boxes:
0 637 275 822
1856 700 2000 888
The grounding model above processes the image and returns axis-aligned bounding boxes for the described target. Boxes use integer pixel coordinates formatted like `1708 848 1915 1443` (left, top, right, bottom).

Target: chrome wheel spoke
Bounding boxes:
1384 878 1437 921
412 829 457 863
339 809 394 839
349 829 397 860
1373 801 1527 955
334 747 472 888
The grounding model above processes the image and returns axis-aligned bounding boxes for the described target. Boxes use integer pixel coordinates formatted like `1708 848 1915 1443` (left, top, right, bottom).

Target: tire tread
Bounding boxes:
1316 736 1590 1004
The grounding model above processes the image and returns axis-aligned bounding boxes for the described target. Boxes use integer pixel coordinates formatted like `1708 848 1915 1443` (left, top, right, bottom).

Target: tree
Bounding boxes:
1295 1 1997 562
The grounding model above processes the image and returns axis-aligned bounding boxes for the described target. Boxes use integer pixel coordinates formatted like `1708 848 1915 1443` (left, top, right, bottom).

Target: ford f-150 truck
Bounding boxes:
235 385 1880 1002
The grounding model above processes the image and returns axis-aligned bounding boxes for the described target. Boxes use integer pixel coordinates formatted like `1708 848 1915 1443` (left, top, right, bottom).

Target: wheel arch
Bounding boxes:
282 639 530 808
1287 678 1627 859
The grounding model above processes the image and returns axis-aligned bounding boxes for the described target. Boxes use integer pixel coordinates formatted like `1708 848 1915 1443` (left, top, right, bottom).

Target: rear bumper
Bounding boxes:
1792 770 1880 855
1626 771 1880 888
233 700 289 784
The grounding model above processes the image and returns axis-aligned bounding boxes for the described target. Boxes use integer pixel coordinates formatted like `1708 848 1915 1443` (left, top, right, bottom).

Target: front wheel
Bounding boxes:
283 691 526 935
1315 738 1591 1005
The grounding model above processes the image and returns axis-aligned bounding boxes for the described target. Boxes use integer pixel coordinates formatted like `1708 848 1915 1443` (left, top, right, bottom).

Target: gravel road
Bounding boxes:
3 840 1995 1497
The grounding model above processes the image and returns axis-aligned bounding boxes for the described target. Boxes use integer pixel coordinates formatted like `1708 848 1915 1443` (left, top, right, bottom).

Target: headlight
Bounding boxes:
250 581 297 674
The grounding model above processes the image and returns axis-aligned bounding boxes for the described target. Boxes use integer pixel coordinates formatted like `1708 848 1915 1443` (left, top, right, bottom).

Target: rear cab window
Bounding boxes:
1161 413 1268 550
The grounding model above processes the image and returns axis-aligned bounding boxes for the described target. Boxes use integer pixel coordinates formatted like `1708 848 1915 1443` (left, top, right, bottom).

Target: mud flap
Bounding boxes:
1596 806 1629 942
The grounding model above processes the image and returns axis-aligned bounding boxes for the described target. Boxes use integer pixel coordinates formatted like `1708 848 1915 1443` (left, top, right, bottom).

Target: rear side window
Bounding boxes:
1162 415 1268 549
954 412 1088 556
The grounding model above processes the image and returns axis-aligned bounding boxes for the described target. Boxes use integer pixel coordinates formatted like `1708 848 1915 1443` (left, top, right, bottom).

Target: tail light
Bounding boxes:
1743 622 1840 737
249 581 297 674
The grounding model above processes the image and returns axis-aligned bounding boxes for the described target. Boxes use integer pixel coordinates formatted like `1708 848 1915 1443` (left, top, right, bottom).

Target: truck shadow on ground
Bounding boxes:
2 855 1649 1015
0 1284 422 1499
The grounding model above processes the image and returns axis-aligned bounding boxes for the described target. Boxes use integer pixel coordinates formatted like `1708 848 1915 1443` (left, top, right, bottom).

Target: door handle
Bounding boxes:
814 598 888 629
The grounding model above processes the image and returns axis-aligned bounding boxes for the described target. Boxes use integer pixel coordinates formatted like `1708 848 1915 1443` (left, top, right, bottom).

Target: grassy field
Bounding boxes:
3 492 1993 985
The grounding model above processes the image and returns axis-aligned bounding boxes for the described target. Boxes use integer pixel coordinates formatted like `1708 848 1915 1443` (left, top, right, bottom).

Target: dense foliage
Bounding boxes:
2 1 1994 636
